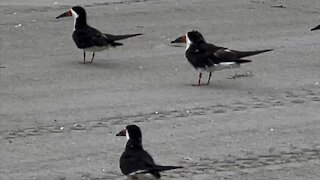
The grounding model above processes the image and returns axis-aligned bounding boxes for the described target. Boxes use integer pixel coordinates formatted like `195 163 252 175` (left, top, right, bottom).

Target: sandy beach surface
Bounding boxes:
1 0 320 179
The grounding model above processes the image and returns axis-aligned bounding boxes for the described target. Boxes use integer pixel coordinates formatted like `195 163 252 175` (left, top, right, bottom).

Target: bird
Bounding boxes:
116 125 182 180
171 30 273 86
56 6 142 64
311 24 320 31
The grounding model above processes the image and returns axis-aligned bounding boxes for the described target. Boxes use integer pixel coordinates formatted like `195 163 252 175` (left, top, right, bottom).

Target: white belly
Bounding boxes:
83 45 111 52
200 62 240 72
127 173 158 180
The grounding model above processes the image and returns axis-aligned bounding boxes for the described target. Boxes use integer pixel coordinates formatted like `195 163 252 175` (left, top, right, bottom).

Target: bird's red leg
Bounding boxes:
90 52 95 63
192 73 202 86
83 51 86 64
206 72 212 85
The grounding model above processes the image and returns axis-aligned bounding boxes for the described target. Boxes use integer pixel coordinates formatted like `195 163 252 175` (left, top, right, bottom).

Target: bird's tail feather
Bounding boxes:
235 59 252 64
311 24 320 31
150 165 183 172
105 33 143 41
233 49 273 58
110 42 123 47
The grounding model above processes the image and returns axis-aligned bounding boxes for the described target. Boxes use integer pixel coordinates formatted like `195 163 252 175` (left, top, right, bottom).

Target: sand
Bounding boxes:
1 0 320 179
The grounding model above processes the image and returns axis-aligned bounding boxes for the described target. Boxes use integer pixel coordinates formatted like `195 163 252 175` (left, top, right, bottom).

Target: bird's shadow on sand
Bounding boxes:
63 59 132 69
180 79 254 91
171 44 185 48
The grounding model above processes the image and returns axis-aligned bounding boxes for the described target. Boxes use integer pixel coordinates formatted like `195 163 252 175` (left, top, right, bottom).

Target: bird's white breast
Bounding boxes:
83 46 111 52
186 33 191 50
199 62 240 72
71 9 78 31
127 173 158 180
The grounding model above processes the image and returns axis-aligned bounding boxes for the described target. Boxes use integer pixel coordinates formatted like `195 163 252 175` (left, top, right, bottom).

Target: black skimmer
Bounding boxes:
311 24 320 31
171 31 273 86
56 6 142 64
116 125 182 180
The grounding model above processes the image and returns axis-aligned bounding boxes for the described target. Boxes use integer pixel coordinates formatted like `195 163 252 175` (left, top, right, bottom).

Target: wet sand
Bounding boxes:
1 0 320 179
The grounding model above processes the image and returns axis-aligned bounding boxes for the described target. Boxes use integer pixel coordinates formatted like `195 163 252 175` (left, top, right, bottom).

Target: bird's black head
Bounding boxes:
187 30 206 44
56 6 87 20
71 6 86 18
116 124 142 140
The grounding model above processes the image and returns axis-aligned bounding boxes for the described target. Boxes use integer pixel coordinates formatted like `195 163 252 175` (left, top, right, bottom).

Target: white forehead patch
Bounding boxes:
71 9 78 31
126 129 130 140
186 33 191 50
70 9 78 18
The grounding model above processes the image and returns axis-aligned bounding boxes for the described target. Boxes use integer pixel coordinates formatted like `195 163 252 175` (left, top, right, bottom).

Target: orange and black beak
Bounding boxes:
171 35 187 44
116 129 126 136
56 10 72 19
311 24 320 31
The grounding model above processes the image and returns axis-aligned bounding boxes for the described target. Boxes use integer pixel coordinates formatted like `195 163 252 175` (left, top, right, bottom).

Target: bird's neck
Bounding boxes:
125 138 143 150
186 43 199 53
74 16 87 30
186 37 191 50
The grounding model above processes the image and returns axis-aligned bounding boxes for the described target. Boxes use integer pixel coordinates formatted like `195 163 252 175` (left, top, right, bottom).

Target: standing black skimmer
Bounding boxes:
56 6 142 64
116 125 182 180
171 30 273 86
311 24 320 31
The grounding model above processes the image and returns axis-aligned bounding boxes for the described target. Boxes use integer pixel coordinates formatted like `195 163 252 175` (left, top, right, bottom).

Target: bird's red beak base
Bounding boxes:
56 10 72 19
116 129 126 136
171 35 187 43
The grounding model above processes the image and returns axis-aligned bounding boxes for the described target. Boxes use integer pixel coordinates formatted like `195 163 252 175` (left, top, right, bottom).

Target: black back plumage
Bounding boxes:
72 26 122 49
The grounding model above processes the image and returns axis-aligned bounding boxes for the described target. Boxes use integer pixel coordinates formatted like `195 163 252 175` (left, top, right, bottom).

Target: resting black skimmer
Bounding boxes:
171 31 273 86
56 6 142 64
311 24 320 31
116 125 182 180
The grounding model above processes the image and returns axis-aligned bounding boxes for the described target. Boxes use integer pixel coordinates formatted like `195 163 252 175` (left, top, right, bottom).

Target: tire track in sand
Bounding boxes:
1 86 319 140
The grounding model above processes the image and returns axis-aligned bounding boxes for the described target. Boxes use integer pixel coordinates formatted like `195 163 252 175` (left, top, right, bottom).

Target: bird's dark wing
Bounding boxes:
202 43 273 60
199 43 239 63
201 43 225 53
72 27 108 48
72 26 119 49
213 49 238 62
213 49 252 64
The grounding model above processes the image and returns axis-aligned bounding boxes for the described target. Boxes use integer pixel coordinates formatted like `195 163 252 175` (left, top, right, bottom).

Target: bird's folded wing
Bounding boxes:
213 49 238 62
